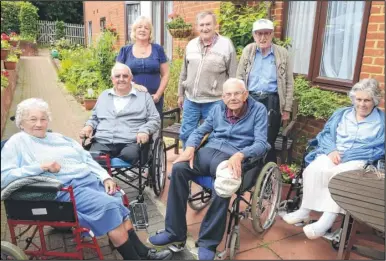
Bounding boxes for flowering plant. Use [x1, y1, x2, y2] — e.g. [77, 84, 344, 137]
[1, 70, 10, 78]
[1, 70, 9, 89]
[1, 33, 10, 41]
[106, 23, 117, 35]
[166, 12, 192, 30]
[279, 164, 299, 184]
[10, 32, 20, 41]
[1, 40, 11, 49]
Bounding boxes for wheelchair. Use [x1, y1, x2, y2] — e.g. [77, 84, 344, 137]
[164, 140, 282, 259]
[277, 138, 385, 251]
[1, 138, 130, 260]
[82, 130, 167, 230]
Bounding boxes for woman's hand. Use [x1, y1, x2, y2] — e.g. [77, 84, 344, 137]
[328, 151, 341, 165]
[152, 94, 160, 103]
[41, 161, 61, 173]
[133, 84, 148, 92]
[104, 178, 117, 195]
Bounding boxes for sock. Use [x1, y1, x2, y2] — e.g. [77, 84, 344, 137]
[312, 212, 338, 234]
[116, 238, 141, 260]
[128, 228, 149, 257]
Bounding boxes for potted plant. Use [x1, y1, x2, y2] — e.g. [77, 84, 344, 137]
[9, 32, 20, 47]
[1, 40, 11, 60]
[166, 12, 192, 38]
[1, 70, 9, 89]
[4, 53, 19, 70]
[279, 163, 299, 201]
[13, 48, 22, 59]
[83, 88, 99, 110]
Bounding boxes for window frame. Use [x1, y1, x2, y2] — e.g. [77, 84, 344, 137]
[282, 1, 371, 93]
[100, 17, 106, 32]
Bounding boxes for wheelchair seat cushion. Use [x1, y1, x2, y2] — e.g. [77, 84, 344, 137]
[111, 157, 132, 168]
[192, 176, 214, 191]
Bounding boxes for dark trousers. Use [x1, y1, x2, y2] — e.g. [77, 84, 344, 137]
[165, 147, 231, 252]
[90, 142, 149, 164]
[250, 92, 281, 163]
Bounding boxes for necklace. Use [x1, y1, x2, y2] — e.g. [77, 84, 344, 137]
[135, 43, 149, 57]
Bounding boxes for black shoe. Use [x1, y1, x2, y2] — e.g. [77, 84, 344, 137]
[143, 248, 173, 260]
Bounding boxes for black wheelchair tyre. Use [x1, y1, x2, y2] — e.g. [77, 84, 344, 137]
[187, 181, 213, 211]
[251, 162, 282, 233]
[151, 137, 167, 197]
[229, 231, 239, 259]
[1, 241, 28, 260]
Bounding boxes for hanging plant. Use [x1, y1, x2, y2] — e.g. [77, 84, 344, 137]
[166, 12, 192, 38]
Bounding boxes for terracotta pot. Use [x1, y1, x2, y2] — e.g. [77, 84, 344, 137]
[4, 61, 17, 70]
[83, 99, 97, 110]
[168, 28, 192, 38]
[1, 49, 10, 60]
[10, 40, 18, 47]
[281, 183, 292, 201]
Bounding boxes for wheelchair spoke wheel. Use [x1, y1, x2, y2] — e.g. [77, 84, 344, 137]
[188, 181, 213, 211]
[152, 137, 167, 197]
[251, 162, 281, 233]
[1, 241, 28, 260]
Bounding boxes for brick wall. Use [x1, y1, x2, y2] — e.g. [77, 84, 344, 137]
[1, 65, 19, 138]
[360, 1, 385, 109]
[271, 1, 284, 39]
[83, 1, 126, 47]
[171, 1, 220, 59]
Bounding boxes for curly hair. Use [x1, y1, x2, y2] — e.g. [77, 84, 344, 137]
[348, 78, 383, 106]
[15, 98, 52, 129]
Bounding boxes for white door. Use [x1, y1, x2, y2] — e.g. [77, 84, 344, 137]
[126, 3, 140, 44]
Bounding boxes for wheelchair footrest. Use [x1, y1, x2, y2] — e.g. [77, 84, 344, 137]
[168, 243, 185, 252]
[129, 202, 149, 230]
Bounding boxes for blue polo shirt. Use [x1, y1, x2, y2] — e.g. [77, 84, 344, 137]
[247, 46, 278, 93]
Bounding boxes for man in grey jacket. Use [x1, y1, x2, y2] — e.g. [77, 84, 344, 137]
[178, 11, 238, 147]
[79, 63, 161, 164]
[236, 18, 294, 163]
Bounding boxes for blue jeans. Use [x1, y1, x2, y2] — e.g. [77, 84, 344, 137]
[179, 99, 222, 147]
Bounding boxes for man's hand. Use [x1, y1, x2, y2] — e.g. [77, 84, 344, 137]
[79, 125, 93, 139]
[227, 152, 244, 179]
[103, 178, 117, 195]
[328, 150, 341, 165]
[178, 96, 184, 109]
[133, 85, 148, 92]
[136, 133, 149, 144]
[41, 161, 61, 173]
[152, 94, 161, 103]
[282, 111, 290, 121]
[173, 146, 195, 169]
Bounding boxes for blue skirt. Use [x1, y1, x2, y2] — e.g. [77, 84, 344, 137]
[56, 174, 130, 236]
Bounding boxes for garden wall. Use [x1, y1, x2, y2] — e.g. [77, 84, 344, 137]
[1, 64, 19, 138]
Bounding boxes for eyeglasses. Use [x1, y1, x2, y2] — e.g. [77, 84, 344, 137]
[113, 74, 130, 79]
[25, 118, 48, 124]
[254, 31, 272, 38]
[223, 91, 245, 99]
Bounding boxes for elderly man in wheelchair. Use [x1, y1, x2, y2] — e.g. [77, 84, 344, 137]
[1, 98, 172, 260]
[282, 78, 385, 242]
[148, 78, 278, 260]
[79, 63, 167, 220]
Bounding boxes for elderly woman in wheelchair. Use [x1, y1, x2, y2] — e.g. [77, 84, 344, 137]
[1, 98, 172, 260]
[148, 78, 276, 260]
[283, 78, 385, 240]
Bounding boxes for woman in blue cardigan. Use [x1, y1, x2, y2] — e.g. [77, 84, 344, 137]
[283, 78, 384, 239]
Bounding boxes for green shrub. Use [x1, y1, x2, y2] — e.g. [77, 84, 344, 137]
[1, 1, 22, 34]
[164, 59, 183, 110]
[19, 2, 39, 41]
[55, 21, 65, 40]
[294, 76, 351, 120]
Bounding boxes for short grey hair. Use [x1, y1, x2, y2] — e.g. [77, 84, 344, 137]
[111, 62, 132, 77]
[348, 78, 382, 106]
[130, 16, 154, 43]
[196, 11, 217, 25]
[15, 98, 52, 129]
[223, 78, 247, 92]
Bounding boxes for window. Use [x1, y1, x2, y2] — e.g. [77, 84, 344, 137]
[88, 21, 92, 46]
[100, 17, 106, 32]
[284, 1, 371, 92]
[152, 1, 173, 60]
[125, 3, 140, 44]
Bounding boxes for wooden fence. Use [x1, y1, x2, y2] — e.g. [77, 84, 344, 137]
[37, 20, 85, 45]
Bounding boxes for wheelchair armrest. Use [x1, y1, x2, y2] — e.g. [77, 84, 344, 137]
[242, 156, 264, 172]
[17, 182, 63, 193]
[162, 107, 181, 117]
[281, 120, 296, 137]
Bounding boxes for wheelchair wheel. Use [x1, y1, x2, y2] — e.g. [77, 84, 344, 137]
[251, 162, 282, 233]
[1, 241, 28, 260]
[188, 181, 213, 211]
[151, 137, 167, 196]
[229, 231, 239, 259]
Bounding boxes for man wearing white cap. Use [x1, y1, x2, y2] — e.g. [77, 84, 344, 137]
[236, 18, 294, 164]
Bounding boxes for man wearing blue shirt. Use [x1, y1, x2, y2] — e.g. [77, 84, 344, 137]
[237, 19, 294, 163]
